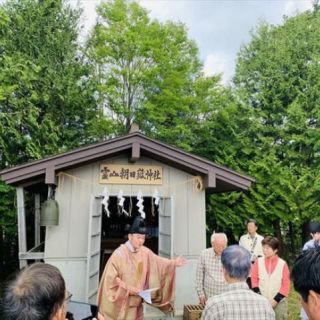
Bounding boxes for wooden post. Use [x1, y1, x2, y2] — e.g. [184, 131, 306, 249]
[34, 194, 41, 247]
[17, 187, 27, 268]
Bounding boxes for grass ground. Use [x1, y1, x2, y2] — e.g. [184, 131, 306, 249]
[288, 285, 301, 320]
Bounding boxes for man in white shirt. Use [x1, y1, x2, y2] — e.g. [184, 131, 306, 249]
[239, 219, 264, 288]
[239, 219, 264, 262]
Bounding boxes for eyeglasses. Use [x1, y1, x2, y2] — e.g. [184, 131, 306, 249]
[64, 291, 73, 304]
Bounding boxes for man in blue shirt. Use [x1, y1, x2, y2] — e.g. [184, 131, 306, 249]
[303, 222, 320, 251]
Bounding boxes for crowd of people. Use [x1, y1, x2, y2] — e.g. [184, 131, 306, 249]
[197, 219, 320, 320]
[1, 217, 320, 320]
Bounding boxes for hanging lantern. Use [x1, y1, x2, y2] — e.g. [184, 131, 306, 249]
[40, 199, 59, 226]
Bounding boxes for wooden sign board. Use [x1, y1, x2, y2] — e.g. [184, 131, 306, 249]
[100, 164, 163, 185]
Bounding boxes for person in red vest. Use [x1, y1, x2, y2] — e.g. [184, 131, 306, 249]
[251, 236, 290, 320]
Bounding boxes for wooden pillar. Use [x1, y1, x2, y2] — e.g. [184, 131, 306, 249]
[34, 194, 41, 247]
[17, 187, 27, 268]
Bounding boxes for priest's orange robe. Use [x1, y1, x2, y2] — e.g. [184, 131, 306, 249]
[97, 241, 177, 320]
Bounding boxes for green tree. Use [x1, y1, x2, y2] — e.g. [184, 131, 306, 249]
[0, 0, 99, 277]
[191, 86, 261, 243]
[87, 0, 216, 149]
[230, 8, 320, 255]
[0, 0, 99, 167]
[87, 0, 258, 244]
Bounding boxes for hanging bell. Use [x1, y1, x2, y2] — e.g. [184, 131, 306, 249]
[40, 199, 59, 226]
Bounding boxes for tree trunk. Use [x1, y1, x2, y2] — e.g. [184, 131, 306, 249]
[0, 225, 3, 271]
[288, 221, 296, 260]
[301, 220, 310, 247]
[272, 219, 284, 255]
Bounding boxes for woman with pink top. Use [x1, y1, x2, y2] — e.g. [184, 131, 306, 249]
[251, 236, 290, 320]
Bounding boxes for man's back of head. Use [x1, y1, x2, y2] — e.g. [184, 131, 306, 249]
[202, 245, 275, 320]
[292, 247, 320, 320]
[2, 262, 66, 320]
[221, 245, 251, 281]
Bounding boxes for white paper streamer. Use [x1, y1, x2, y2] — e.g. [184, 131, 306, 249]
[101, 187, 110, 217]
[153, 189, 160, 206]
[136, 191, 145, 219]
[118, 190, 125, 207]
[118, 190, 129, 216]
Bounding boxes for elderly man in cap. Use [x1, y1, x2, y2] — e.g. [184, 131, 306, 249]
[97, 215, 186, 320]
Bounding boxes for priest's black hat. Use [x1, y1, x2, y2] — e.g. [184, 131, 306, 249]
[129, 215, 147, 234]
[309, 221, 320, 234]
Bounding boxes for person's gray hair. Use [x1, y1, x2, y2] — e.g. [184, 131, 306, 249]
[2, 262, 65, 320]
[211, 232, 228, 243]
[221, 245, 251, 280]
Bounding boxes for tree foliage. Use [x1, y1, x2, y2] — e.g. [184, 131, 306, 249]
[2, 0, 320, 265]
[87, 0, 224, 149]
[0, 0, 99, 168]
[226, 8, 320, 253]
[0, 0, 99, 277]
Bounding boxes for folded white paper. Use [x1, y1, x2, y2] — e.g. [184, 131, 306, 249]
[138, 288, 159, 304]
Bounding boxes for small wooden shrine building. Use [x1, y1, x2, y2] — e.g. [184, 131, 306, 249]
[0, 126, 254, 313]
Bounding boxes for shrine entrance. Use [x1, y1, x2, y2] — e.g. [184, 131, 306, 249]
[99, 196, 160, 275]
[1, 126, 253, 308]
